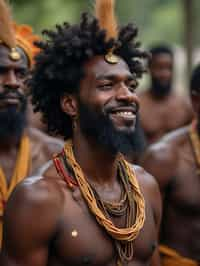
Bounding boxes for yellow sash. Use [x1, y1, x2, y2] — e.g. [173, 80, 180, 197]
[159, 245, 199, 266]
[0, 135, 30, 246]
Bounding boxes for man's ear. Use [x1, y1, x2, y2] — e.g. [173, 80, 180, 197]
[61, 93, 78, 117]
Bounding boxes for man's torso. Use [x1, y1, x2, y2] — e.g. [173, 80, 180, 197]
[139, 91, 192, 143]
[143, 127, 200, 261]
[42, 165, 158, 266]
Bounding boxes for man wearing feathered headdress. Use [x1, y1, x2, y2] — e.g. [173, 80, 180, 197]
[0, 0, 63, 247]
[1, 1, 161, 265]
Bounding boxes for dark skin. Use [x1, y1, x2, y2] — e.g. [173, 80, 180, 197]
[0, 44, 63, 224]
[141, 92, 200, 261]
[27, 103, 47, 132]
[139, 53, 193, 144]
[1, 56, 161, 266]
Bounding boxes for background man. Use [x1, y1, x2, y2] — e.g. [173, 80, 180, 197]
[1, 0, 162, 265]
[139, 44, 193, 144]
[141, 64, 200, 265]
[0, 0, 63, 245]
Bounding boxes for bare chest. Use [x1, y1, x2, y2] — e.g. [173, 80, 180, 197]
[140, 100, 188, 141]
[167, 154, 200, 213]
[162, 151, 200, 257]
[0, 152, 18, 186]
[49, 190, 157, 266]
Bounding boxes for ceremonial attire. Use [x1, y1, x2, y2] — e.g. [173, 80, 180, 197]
[0, 135, 31, 245]
[160, 245, 199, 266]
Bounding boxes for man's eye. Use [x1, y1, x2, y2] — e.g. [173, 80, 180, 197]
[16, 70, 28, 78]
[129, 84, 137, 92]
[98, 83, 113, 90]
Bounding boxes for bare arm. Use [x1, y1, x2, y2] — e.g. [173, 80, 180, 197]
[135, 166, 162, 266]
[140, 141, 177, 194]
[0, 177, 61, 266]
[150, 248, 161, 266]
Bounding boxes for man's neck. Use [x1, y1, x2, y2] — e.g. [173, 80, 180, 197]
[72, 132, 118, 186]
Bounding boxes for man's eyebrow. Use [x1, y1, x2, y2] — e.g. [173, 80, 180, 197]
[17, 66, 29, 71]
[96, 74, 115, 80]
[96, 74, 135, 80]
[0, 62, 8, 68]
[0, 63, 28, 70]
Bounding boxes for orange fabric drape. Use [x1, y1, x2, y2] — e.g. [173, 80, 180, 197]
[159, 245, 198, 266]
[0, 135, 31, 246]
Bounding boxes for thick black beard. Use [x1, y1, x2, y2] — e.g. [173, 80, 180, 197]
[128, 115, 147, 156]
[0, 89, 27, 140]
[78, 100, 136, 155]
[151, 77, 172, 98]
[0, 103, 27, 141]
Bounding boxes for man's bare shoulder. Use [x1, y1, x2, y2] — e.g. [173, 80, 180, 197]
[27, 127, 63, 155]
[143, 126, 189, 165]
[133, 164, 160, 195]
[7, 174, 65, 216]
[1, 174, 68, 260]
[172, 92, 191, 105]
[141, 126, 189, 188]
[27, 127, 64, 173]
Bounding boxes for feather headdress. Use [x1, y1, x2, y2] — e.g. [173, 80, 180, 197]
[13, 23, 40, 66]
[95, 0, 119, 64]
[95, 0, 118, 41]
[0, 0, 16, 48]
[0, 0, 40, 66]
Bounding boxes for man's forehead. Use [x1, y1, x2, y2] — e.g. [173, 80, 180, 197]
[84, 55, 131, 79]
[152, 53, 173, 62]
[0, 44, 29, 69]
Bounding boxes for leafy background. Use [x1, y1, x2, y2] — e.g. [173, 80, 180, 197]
[10, 0, 199, 90]
[11, 0, 186, 46]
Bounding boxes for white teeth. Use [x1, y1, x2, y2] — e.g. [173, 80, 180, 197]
[115, 111, 133, 116]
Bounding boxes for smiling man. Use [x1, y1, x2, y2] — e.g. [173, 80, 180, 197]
[1, 1, 161, 265]
[0, 0, 63, 245]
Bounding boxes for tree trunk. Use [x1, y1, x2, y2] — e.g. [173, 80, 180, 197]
[183, 0, 194, 86]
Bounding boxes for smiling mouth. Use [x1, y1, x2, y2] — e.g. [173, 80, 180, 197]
[109, 109, 137, 122]
[112, 111, 135, 119]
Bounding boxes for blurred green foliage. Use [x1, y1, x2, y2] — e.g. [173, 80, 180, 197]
[10, 0, 197, 47]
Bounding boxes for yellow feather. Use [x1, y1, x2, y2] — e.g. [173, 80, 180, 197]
[95, 0, 118, 40]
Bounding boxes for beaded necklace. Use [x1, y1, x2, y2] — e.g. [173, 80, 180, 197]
[53, 139, 145, 265]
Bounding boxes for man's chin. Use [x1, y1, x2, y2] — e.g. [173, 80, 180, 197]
[0, 104, 22, 113]
[114, 126, 135, 136]
[113, 120, 136, 135]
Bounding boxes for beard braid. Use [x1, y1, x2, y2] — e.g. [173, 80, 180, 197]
[78, 100, 136, 155]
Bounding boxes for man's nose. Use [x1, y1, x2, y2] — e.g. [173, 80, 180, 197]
[116, 83, 139, 104]
[3, 70, 20, 90]
[160, 69, 172, 82]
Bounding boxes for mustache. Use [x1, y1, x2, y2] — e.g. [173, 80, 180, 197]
[0, 90, 25, 101]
